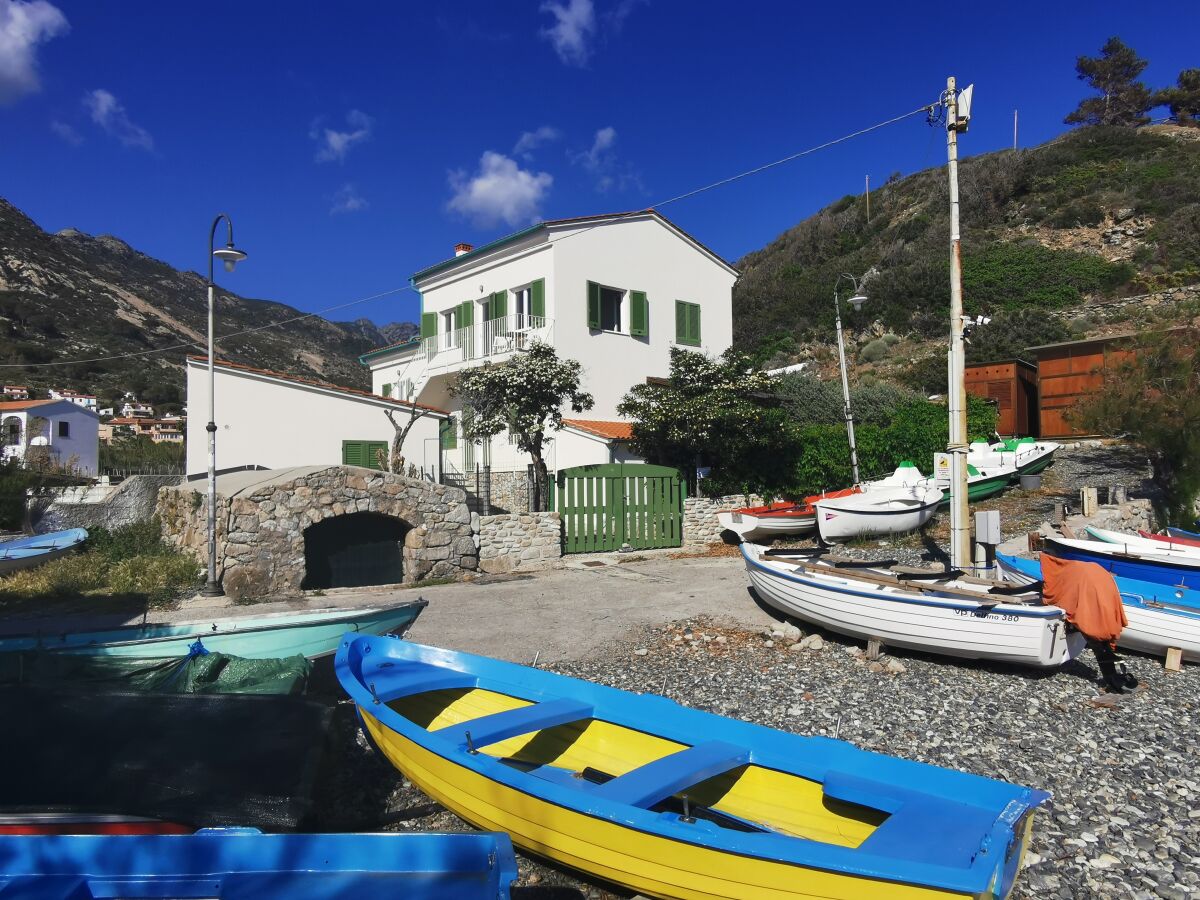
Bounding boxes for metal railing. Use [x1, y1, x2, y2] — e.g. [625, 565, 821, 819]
[422, 314, 552, 366]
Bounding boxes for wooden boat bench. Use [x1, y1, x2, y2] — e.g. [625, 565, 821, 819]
[440, 698, 594, 750]
[590, 741, 751, 808]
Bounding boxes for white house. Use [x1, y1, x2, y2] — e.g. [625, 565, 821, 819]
[48, 389, 98, 411]
[359, 210, 738, 481]
[184, 357, 449, 478]
[0, 399, 100, 476]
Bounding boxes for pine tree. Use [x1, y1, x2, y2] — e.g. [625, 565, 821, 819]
[1064, 37, 1154, 127]
[1156, 68, 1200, 127]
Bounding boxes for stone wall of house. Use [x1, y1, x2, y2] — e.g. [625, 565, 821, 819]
[35, 475, 181, 532]
[477, 512, 561, 574]
[157, 466, 476, 600]
[683, 493, 765, 545]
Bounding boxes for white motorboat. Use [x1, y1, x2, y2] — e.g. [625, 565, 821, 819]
[715, 489, 861, 542]
[814, 482, 943, 543]
[990, 438, 1059, 476]
[1085, 526, 1200, 559]
[740, 543, 1083, 667]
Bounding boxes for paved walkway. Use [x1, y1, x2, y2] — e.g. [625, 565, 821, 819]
[1, 555, 778, 664]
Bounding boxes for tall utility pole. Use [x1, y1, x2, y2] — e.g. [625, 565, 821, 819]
[1013, 109, 1018, 150]
[945, 77, 971, 571]
[865, 174, 871, 222]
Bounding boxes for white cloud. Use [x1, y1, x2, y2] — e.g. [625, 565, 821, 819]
[513, 125, 561, 159]
[575, 125, 616, 171]
[83, 89, 153, 150]
[448, 151, 552, 228]
[49, 118, 80, 145]
[571, 125, 640, 192]
[330, 183, 368, 215]
[311, 109, 373, 163]
[539, 0, 594, 67]
[0, 0, 68, 105]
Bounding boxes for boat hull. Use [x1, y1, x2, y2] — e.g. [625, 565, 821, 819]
[717, 510, 816, 541]
[0, 528, 88, 575]
[0, 600, 426, 659]
[0, 829, 518, 899]
[997, 554, 1200, 663]
[743, 546, 1082, 668]
[816, 488, 942, 543]
[1042, 537, 1200, 590]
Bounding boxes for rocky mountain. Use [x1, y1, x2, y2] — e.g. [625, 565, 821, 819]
[734, 124, 1200, 385]
[0, 198, 416, 409]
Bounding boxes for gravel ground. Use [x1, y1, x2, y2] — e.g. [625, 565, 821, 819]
[308, 614, 1199, 900]
[305, 444, 1197, 899]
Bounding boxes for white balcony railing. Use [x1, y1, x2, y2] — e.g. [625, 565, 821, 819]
[421, 314, 553, 368]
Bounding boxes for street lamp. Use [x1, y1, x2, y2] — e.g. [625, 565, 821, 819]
[202, 214, 247, 597]
[833, 273, 867, 485]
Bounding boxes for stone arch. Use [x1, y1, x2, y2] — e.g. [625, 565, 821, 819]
[301, 511, 409, 590]
[1, 416, 20, 447]
[158, 465, 478, 601]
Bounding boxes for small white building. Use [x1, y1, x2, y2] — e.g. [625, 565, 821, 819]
[48, 389, 99, 411]
[2, 385, 31, 401]
[184, 357, 449, 478]
[0, 399, 100, 476]
[359, 210, 738, 479]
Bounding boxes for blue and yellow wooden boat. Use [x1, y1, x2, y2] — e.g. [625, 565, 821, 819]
[0, 599, 425, 660]
[0, 828, 518, 899]
[337, 634, 1049, 900]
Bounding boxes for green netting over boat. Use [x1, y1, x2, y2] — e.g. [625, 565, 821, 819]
[0, 648, 311, 695]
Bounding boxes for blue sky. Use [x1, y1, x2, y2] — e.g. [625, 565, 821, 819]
[1, 1, 1195, 328]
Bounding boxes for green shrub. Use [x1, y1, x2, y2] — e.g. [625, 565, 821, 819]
[776, 375, 922, 428]
[87, 519, 170, 563]
[109, 553, 200, 602]
[962, 242, 1133, 311]
[859, 339, 891, 363]
[881, 333, 901, 347]
[0, 553, 108, 600]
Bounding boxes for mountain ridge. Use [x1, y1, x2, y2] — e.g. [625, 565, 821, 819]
[0, 198, 416, 409]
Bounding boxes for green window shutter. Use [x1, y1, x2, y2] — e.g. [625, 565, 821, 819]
[488, 291, 507, 321]
[458, 300, 474, 327]
[366, 441, 388, 470]
[676, 301, 701, 346]
[530, 279, 545, 318]
[342, 440, 364, 467]
[440, 417, 457, 450]
[420, 311, 437, 339]
[587, 281, 601, 330]
[630, 290, 648, 337]
[381, 383, 392, 398]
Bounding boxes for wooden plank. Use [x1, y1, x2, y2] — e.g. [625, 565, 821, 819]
[1166, 647, 1183, 672]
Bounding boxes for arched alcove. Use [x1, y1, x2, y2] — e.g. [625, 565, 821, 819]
[301, 511, 409, 590]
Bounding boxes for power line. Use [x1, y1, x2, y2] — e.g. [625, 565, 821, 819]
[2, 100, 938, 371]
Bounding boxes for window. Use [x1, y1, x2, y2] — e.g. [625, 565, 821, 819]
[600, 287, 623, 332]
[440, 416, 457, 451]
[381, 383, 392, 398]
[512, 287, 530, 329]
[442, 308, 460, 348]
[588, 281, 646, 336]
[57, 421, 70, 438]
[675, 300, 702, 346]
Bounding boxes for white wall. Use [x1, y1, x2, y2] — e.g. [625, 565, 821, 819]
[1, 401, 99, 476]
[551, 216, 737, 417]
[185, 362, 445, 477]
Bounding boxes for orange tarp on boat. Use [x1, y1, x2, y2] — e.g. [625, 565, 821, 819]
[1040, 554, 1128, 645]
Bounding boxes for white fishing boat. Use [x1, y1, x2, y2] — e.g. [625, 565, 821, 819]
[998, 553, 1200, 664]
[1085, 526, 1200, 559]
[741, 543, 1083, 667]
[716, 489, 860, 541]
[814, 482, 943, 543]
[991, 438, 1059, 476]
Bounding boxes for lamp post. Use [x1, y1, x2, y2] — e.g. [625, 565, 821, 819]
[833, 273, 868, 485]
[202, 214, 248, 597]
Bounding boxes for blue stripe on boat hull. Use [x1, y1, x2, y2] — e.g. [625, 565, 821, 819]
[1043, 540, 1200, 590]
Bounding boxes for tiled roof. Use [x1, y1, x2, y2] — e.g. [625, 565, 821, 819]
[359, 335, 421, 363]
[0, 399, 61, 411]
[185, 356, 450, 415]
[562, 418, 635, 441]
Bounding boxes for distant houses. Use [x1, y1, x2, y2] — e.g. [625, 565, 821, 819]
[48, 388, 99, 412]
[99, 416, 184, 445]
[0, 398, 100, 476]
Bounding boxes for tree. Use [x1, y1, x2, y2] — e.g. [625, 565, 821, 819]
[1156, 68, 1200, 127]
[451, 341, 593, 511]
[618, 347, 789, 497]
[381, 392, 438, 475]
[1072, 330, 1200, 525]
[1064, 37, 1154, 127]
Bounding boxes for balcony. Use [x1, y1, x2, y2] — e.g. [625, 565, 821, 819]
[417, 314, 554, 374]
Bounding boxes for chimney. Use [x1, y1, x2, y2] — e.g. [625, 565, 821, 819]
[454, 242, 473, 257]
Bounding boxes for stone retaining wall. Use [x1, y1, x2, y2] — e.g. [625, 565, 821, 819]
[1050, 284, 1199, 327]
[683, 493, 764, 545]
[35, 475, 181, 532]
[157, 466, 476, 600]
[478, 511, 561, 574]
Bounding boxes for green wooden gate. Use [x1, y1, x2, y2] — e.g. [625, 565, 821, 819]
[554, 463, 683, 553]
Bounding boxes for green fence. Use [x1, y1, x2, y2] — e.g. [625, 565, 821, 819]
[554, 463, 683, 553]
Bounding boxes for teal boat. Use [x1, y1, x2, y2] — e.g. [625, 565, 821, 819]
[0, 529, 88, 576]
[0, 599, 426, 659]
